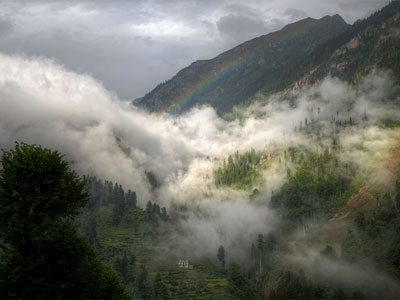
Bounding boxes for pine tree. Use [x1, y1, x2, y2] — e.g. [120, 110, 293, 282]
[217, 245, 226, 270]
[161, 207, 168, 221]
[138, 264, 149, 299]
[396, 180, 400, 210]
[146, 201, 154, 221]
[159, 284, 169, 299]
[126, 254, 136, 284]
[126, 190, 137, 208]
[114, 253, 129, 283]
[85, 216, 97, 246]
[153, 273, 162, 299]
[257, 234, 264, 273]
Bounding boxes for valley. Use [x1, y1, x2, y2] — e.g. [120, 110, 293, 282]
[1, 1, 400, 299]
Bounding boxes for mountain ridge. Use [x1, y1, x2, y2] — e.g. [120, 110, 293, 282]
[135, 14, 350, 114]
[136, 2, 400, 116]
[272, 1, 400, 99]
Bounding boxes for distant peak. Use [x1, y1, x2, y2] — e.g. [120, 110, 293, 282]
[280, 14, 348, 34]
[321, 14, 348, 25]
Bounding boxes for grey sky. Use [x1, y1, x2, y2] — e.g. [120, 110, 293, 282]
[0, 0, 390, 100]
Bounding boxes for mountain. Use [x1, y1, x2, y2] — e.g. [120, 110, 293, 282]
[278, 1, 400, 97]
[135, 15, 350, 114]
[136, 1, 400, 115]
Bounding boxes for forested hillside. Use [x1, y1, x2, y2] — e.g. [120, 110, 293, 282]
[75, 107, 400, 299]
[77, 176, 256, 300]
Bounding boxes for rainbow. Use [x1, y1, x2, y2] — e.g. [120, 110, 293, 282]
[166, 16, 342, 115]
[167, 42, 267, 115]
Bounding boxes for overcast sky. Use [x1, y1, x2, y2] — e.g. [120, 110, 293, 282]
[0, 0, 390, 100]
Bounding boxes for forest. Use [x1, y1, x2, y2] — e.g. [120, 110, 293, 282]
[3, 111, 400, 299]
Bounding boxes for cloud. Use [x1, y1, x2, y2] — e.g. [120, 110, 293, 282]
[290, 249, 400, 298]
[0, 52, 290, 205]
[0, 1, 221, 100]
[173, 198, 278, 262]
[216, 5, 285, 44]
[0, 52, 399, 268]
[0, 19, 13, 36]
[0, 0, 390, 101]
[284, 8, 308, 19]
[0, 52, 286, 260]
[1, 52, 396, 198]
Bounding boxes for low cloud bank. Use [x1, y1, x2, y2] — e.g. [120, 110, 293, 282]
[0, 54, 399, 279]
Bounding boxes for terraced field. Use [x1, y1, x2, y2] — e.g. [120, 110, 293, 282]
[78, 203, 240, 300]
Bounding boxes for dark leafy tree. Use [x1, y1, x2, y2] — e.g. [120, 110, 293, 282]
[0, 143, 130, 299]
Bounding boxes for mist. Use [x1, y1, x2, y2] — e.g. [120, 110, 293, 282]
[290, 249, 400, 298]
[1, 53, 400, 286]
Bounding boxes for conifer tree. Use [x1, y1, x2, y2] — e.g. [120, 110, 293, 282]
[217, 245, 226, 270]
[257, 234, 264, 273]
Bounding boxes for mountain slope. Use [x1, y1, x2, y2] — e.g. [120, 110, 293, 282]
[135, 15, 349, 114]
[137, 2, 400, 116]
[279, 0, 400, 97]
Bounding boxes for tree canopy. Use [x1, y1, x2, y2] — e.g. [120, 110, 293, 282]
[0, 143, 130, 299]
